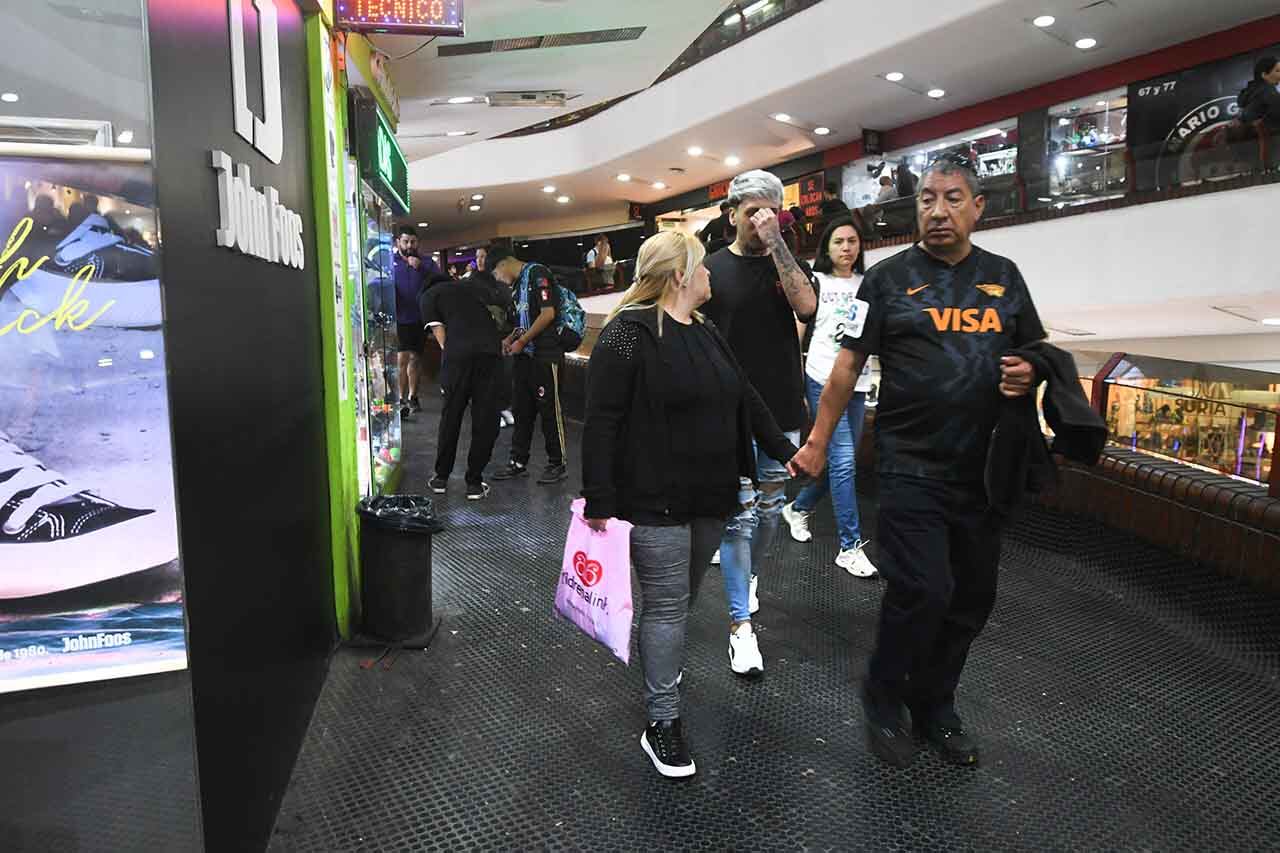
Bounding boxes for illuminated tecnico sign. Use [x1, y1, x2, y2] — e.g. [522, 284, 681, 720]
[335, 0, 464, 36]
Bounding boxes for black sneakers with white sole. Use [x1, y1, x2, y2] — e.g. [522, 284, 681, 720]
[640, 719, 696, 779]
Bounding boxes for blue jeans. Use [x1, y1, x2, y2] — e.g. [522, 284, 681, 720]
[794, 375, 866, 551]
[720, 431, 800, 622]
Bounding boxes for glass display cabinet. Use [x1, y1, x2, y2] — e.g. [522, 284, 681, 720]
[356, 178, 402, 494]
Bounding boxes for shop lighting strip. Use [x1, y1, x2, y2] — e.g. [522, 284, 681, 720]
[0, 142, 152, 162]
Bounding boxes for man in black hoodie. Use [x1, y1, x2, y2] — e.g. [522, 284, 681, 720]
[1239, 56, 1280, 131]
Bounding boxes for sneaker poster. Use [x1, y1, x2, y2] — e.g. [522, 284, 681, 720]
[0, 157, 187, 694]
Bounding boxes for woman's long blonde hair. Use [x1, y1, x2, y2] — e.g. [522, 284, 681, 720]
[605, 230, 706, 336]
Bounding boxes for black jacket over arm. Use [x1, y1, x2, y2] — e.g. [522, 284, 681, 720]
[985, 341, 1107, 518]
[582, 305, 798, 522]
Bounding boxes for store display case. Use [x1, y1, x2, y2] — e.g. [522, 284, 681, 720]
[1090, 353, 1277, 487]
[356, 179, 403, 493]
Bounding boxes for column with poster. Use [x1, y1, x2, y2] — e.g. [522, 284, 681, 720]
[0, 156, 188, 694]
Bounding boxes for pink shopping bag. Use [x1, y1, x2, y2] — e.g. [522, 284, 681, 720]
[554, 498, 633, 664]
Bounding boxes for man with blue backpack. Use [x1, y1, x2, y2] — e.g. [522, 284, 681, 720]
[486, 247, 585, 486]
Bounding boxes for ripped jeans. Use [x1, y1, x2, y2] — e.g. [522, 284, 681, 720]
[720, 433, 800, 622]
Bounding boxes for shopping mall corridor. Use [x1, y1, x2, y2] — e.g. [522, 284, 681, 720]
[268, 396, 1280, 852]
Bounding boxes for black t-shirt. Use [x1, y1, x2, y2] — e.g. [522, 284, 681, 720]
[421, 280, 502, 360]
[702, 248, 808, 431]
[659, 318, 742, 523]
[515, 263, 563, 360]
[842, 244, 1046, 483]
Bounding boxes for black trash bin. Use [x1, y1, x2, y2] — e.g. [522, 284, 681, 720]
[356, 495, 444, 648]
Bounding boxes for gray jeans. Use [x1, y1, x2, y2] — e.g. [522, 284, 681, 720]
[631, 518, 725, 721]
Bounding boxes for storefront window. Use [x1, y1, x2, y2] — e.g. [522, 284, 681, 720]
[1046, 89, 1129, 208]
[358, 182, 403, 493]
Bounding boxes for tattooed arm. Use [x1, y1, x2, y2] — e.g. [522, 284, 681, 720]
[751, 209, 817, 321]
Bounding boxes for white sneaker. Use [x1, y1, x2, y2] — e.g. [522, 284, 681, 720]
[748, 573, 760, 615]
[782, 502, 812, 543]
[710, 549, 721, 566]
[728, 623, 764, 676]
[836, 540, 878, 578]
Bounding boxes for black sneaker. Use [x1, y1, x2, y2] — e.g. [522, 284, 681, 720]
[913, 710, 981, 767]
[400, 405, 412, 420]
[466, 482, 491, 501]
[860, 680, 916, 768]
[428, 476, 448, 494]
[492, 461, 528, 481]
[537, 463, 568, 485]
[640, 719, 696, 779]
[410, 397, 423, 414]
[1, 432, 178, 598]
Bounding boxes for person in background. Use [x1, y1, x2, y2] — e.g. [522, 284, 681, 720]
[582, 231, 798, 779]
[896, 159, 918, 198]
[782, 214, 877, 578]
[702, 169, 817, 678]
[421, 269, 506, 501]
[393, 225, 438, 418]
[1239, 55, 1280, 131]
[789, 154, 1043, 769]
[701, 202, 733, 253]
[820, 182, 849, 219]
[476, 242, 515, 429]
[585, 234, 615, 288]
[876, 175, 897, 203]
[487, 247, 569, 486]
[475, 245, 489, 274]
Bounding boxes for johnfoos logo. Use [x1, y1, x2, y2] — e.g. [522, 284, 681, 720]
[212, 0, 305, 269]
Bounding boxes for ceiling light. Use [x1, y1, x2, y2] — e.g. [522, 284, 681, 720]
[885, 72, 905, 82]
[556, 195, 571, 204]
[772, 113, 792, 123]
[687, 146, 704, 157]
[116, 129, 134, 144]
[1037, 197, 1053, 203]
[724, 155, 741, 167]
[468, 204, 482, 211]
[448, 96, 476, 104]
[417, 221, 430, 227]
[0, 92, 17, 103]
[446, 130, 471, 137]
[1075, 37, 1097, 50]
[542, 185, 556, 193]
[1059, 117, 1071, 126]
[1262, 318, 1280, 326]
[927, 88, 946, 99]
[1033, 15, 1055, 27]
[471, 193, 485, 200]
[1096, 100, 1108, 107]
[652, 181, 667, 189]
[616, 173, 631, 182]
[813, 126, 831, 136]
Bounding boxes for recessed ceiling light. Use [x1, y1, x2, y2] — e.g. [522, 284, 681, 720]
[1262, 318, 1280, 326]
[0, 92, 18, 103]
[1096, 100, 1108, 107]
[687, 146, 704, 157]
[652, 181, 667, 189]
[927, 88, 946, 99]
[417, 221, 430, 227]
[556, 195, 571, 204]
[813, 126, 831, 136]
[468, 204, 482, 211]
[885, 72, 905, 82]
[772, 113, 792, 123]
[1033, 15, 1055, 27]
[1037, 197, 1053, 203]
[471, 193, 485, 200]
[616, 173, 631, 182]
[448, 96, 476, 104]
[1059, 117, 1071, 126]
[446, 130, 471, 137]
[1075, 37, 1097, 50]
[724, 155, 741, 167]
[116, 129, 134, 144]
[542, 185, 557, 193]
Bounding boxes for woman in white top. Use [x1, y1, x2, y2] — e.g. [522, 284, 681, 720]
[783, 215, 879, 577]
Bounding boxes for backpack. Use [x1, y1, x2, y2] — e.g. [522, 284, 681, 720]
[521, 264, 585, 352]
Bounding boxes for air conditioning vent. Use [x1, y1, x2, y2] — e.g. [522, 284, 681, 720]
[437, 27, 647, 57]
[0, 116, 113, 146]
[486, 91, 572, 108]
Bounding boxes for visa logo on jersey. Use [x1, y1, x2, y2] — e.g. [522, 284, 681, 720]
[924, 307, 1004, 333]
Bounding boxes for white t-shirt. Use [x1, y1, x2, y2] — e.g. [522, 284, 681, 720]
[806, 271, 875, 392]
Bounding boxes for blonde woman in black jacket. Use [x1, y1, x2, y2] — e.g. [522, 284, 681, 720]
[581, 230, 797, 779]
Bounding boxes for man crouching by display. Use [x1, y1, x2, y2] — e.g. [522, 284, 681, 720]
[789, 153, 1044, 768]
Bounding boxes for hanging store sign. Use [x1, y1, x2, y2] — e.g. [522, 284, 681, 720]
[335, 0, 465, 36]
[351, 95, 410, 215]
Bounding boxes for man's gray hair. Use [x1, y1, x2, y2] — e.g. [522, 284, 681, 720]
[728, 169, 784, 208]
[921, 158, 982, 197]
